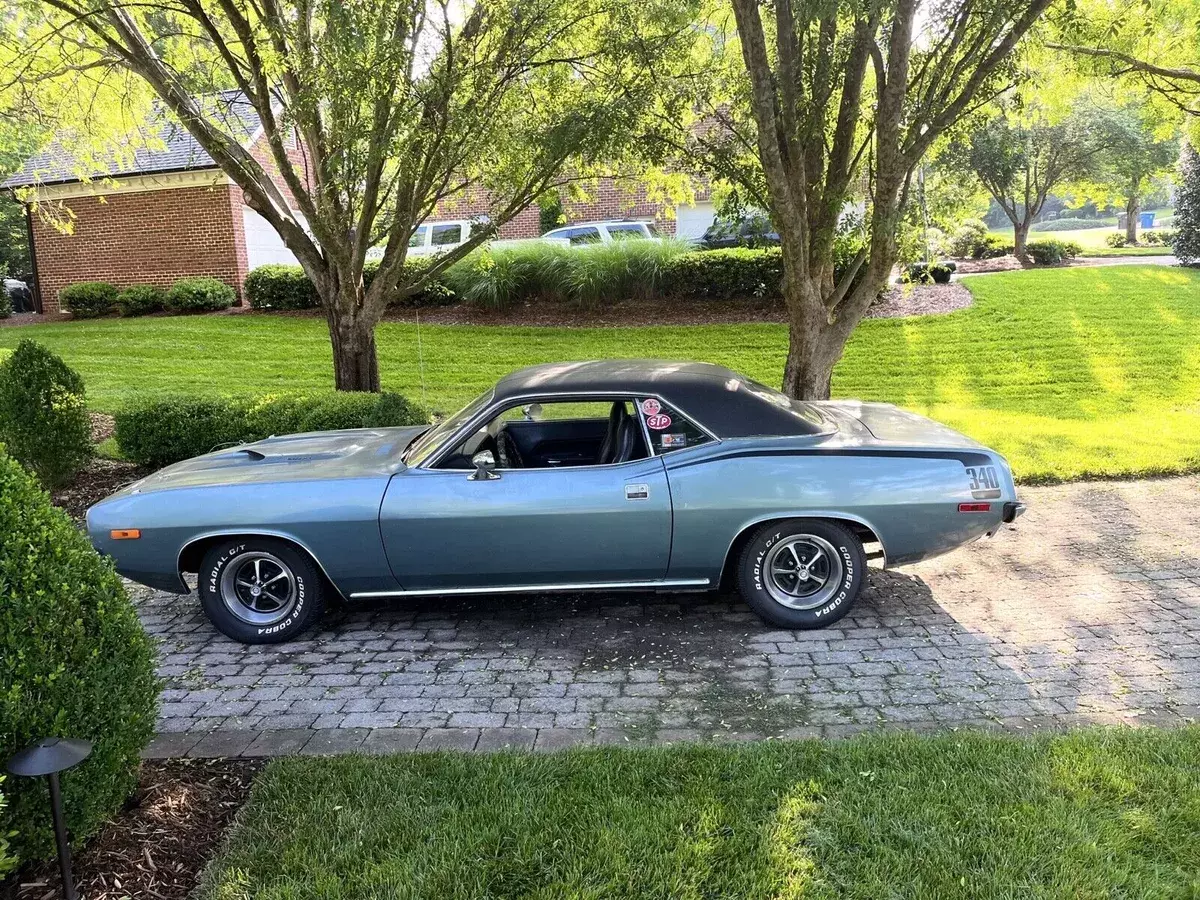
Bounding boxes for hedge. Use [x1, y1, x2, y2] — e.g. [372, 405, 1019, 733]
[0, 340, 93, 488]
[60, 281, 119, 318]
[165, 277, 236, 312]
[0, 449, 158, 865]
[1025, 239, 1081, 265]
[245, 258, 457, 311]
[115, 284, 166, 317]
[245, 245, 792, 311]
[115, 391, 429, 468]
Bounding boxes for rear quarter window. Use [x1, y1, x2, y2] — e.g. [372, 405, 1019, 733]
[637, 398, 712, 453]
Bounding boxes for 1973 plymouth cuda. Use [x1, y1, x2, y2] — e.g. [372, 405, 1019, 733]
[88, 361, 1024, 643]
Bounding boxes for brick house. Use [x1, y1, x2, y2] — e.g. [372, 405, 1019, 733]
[5, 95, 716, 315]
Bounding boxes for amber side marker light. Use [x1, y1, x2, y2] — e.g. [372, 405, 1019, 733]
[110, 529, 141, 540]
[958, 503, 991, 513]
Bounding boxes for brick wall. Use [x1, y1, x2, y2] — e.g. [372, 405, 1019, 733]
[32, 183, 243, 314]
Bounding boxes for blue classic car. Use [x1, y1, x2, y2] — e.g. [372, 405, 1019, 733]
[88, 361, 1024, 643]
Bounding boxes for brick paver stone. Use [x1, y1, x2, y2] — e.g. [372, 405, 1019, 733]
[134, 476, 1200, 756]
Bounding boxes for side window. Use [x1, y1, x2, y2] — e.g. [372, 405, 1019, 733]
[568, 227, 601, 245]
[432, 223, 463, 246]
[607, 224, 647, 241]
[636, 398, 713, 454]
[407, 225, 429, 248]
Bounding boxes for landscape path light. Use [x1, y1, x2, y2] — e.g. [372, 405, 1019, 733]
[6, 737, 93, 900]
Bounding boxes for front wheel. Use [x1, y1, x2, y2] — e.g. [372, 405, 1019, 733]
[736, 519, 866, 629]
[198, 538, 325, 643]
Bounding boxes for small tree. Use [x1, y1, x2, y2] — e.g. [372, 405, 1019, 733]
[718, 0, 1051, 398]
[1087, 98, 1179, 243]
[13, 0, 699, 391]
[945, 105, 1108, 259]
[1174, 144, 1200, 265]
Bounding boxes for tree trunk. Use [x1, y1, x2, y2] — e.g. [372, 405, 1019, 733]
[1126, 195, 1139, 244]
[779, 274, 847, 400]
[1013, 221, 1030, 259]
[325, 278, 382, 393]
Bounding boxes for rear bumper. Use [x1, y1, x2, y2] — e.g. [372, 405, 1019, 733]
[1002, 501, 1026, 524]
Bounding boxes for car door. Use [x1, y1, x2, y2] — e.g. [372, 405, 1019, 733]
[379, 448, 672, 590]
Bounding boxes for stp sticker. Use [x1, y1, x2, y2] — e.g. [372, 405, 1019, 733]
[660, 433, 687, 447]
[640, 398, 661, 416]
[646, 413, 672, 430]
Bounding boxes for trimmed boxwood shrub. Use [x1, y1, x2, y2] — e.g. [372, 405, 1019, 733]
[0, 780, 12, 876]
[165, 277, 236, 312]
[0, 449, 158, 865]
[60, 281, 118, 318]
[115, 284, 166, 317]
[1105, 233, 1128, 248]
[116, 391, 429, 468]
[900, 261, 957, 284]
[972, 234, 1014, 259]
[1026, 239, 1081, 265]
[0, 340, 93, 488]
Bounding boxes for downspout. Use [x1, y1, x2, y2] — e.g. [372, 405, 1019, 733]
[21, 197, 43, 314]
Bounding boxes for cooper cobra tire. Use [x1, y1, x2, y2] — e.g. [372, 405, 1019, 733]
[737, 519, 866, 629]
[198, 537, 325, 644]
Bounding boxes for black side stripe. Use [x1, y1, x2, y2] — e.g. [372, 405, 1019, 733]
[667, 447, 994, 471]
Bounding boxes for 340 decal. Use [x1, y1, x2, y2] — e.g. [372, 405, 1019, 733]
[965, 465, 1000, 492]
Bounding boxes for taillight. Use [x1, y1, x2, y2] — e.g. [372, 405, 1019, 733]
[958, 503, 991, 513]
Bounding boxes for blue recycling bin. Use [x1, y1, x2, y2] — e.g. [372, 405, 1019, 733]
[1140, 211, 1155, 229]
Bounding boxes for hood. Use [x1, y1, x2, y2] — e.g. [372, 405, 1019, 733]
[108, 425, 429, 497]
[816, 401, 985, 449]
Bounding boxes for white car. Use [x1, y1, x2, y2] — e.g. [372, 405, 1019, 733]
[542, 220, 663, 246]
[406, 219, 474, 256]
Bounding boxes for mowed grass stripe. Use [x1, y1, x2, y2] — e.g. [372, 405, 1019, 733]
[196, 728, 1200, 900]
[1, 265, 1197, 483]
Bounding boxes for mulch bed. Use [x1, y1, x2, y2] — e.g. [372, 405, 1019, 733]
[261, 285, 971, 329]
[51, 458, 149, 524]
[868, 282, 973, 318]
[1, 758, 260, 900]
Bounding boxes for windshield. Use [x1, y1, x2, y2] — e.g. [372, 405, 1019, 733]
[403, 389, 494, 466]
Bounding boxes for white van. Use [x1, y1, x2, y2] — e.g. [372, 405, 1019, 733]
[541, 220, 663, 246]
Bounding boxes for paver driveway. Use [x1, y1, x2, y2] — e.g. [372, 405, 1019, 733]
[140, 476, 1200, 757]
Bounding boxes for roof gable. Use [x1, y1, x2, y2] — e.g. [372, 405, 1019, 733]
[3, 90, 262, 189]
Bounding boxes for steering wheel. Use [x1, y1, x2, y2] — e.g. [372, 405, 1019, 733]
[496, 429, 524, 469]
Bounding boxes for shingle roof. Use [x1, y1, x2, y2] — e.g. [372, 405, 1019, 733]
[3, 91, 263, 188]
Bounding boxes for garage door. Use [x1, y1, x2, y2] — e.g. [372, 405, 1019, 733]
[673, 201, 717, 243]
[242, 207, 302, 269]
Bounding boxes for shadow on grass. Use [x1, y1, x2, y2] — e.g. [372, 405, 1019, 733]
[195, 727, 1200, 899]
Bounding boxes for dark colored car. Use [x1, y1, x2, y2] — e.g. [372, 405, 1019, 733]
[701, 216, 780, 250]
[2, 278, 33, 313]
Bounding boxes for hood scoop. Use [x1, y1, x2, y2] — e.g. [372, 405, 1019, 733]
[233, 445, 347, 464]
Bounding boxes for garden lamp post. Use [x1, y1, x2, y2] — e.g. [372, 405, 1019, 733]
[6, 737, 93, 900]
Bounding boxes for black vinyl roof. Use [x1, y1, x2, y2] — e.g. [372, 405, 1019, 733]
[493, 360, 830, 438]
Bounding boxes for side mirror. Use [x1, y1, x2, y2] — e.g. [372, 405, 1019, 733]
[522, 403, 543, 421]
[469, 450, 499, 481]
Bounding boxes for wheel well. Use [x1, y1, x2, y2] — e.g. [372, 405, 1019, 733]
[178, 533, 342, 601]
[717, 516, 884, 591]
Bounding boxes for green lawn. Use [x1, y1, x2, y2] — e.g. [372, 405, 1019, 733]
[198, 728, 1200, 900]
[987, 220, 1175, 257]
[1, 265, 1198, 483]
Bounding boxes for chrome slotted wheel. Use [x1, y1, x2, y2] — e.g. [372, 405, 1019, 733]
[762, 534, 843, 610]
[219, 551, 298, 626]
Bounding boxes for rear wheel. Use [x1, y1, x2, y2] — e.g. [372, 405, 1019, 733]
[737, 519, 865, 629]
[198, 538, 325, 643]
